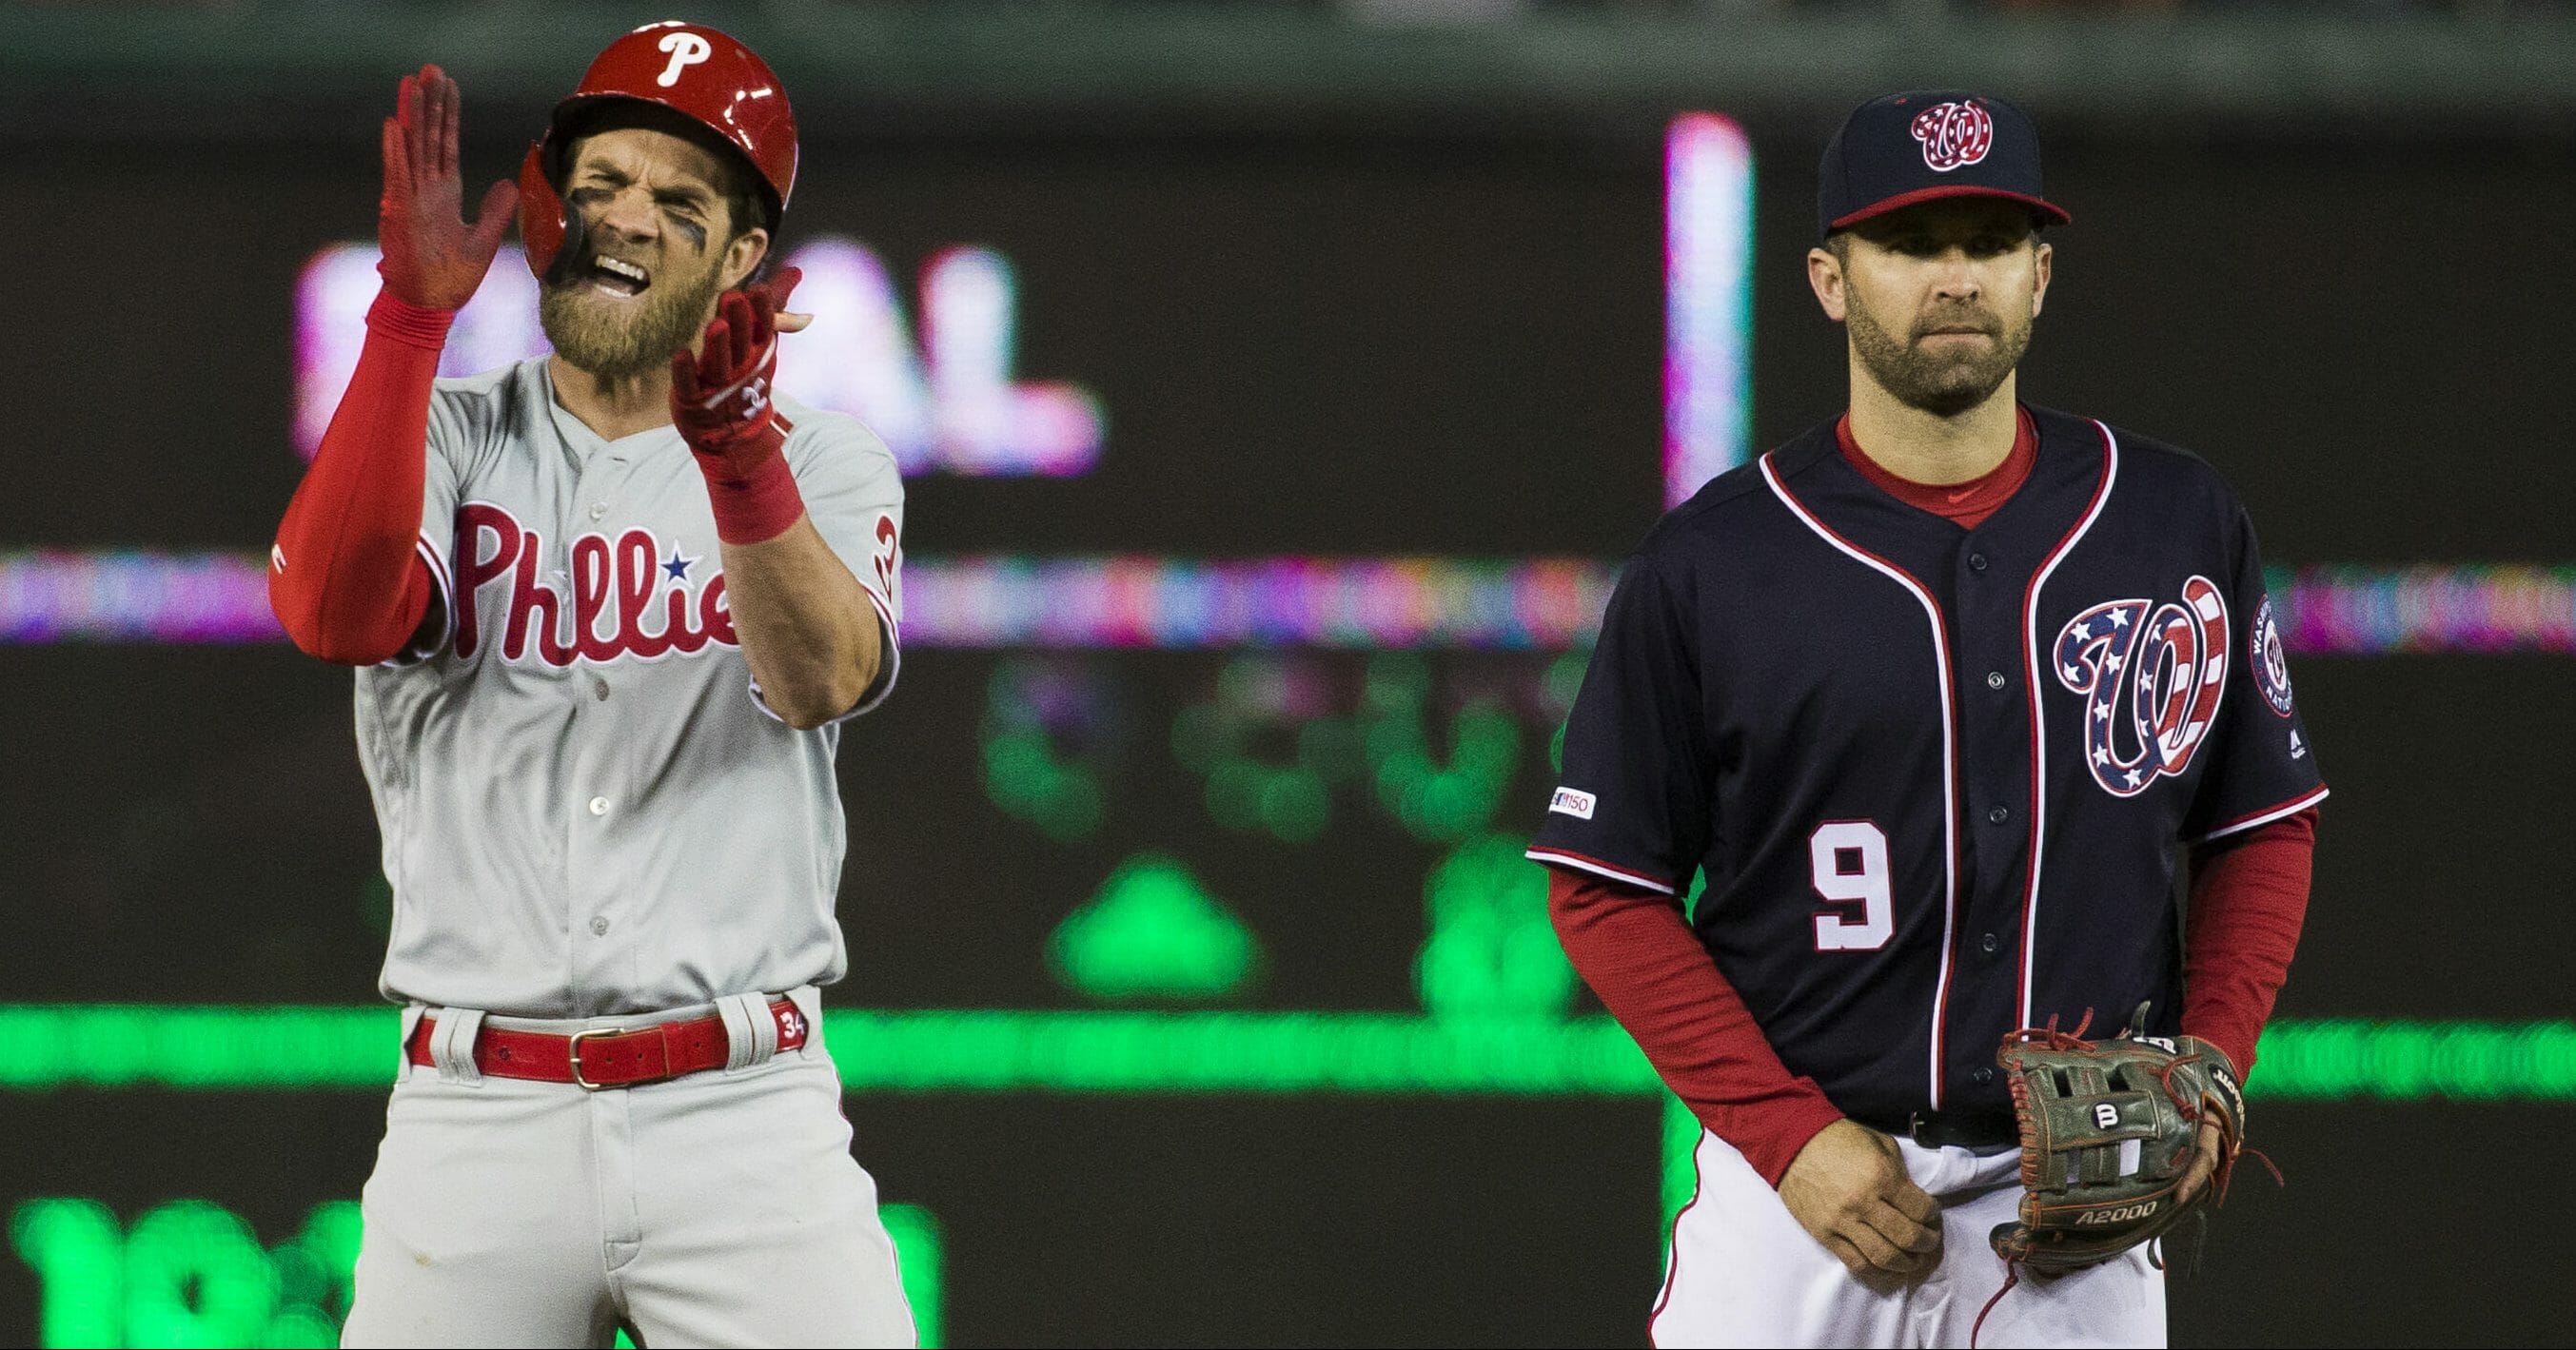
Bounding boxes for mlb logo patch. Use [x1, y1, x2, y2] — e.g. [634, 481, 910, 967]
[1549, 787, 1596, 820]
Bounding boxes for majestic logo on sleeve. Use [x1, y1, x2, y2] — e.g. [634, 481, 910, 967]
[2251, 596, 2296, 716]
[1911, 102, 1996, 172]
[2054, 577, 2231, 797]
[450, 502, 737, 665]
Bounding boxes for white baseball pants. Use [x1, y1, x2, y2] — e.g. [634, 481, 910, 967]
[1650, 1128, 2165, 1349]
[341, 988, 914, 1348]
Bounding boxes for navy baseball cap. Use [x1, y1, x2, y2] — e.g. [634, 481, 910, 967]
[1817, 91, 2071, 240]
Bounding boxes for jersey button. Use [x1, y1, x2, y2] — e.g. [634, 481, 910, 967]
[1986, 671, 2007, 690]
[1971, 1066, 1996, 1086]
[591, 916, 611, 936]
[588, 796, 610, 816]
[1987, 806, 2009, 825]
[1968, 553, 1989, 572]
[592, 677, 611, 701]
[1979, 931, 1999, 954]
[588, 503, 608, 520]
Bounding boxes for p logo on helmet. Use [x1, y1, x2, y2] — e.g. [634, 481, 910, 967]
[656, 31, 712, 88]
[516, 21, 801, 280]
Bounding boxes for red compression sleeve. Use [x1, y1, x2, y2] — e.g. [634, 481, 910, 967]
[1547, 867, 1846, 1186]
[268, 290, 450, 665]
[2179, 809, 2319, 1079]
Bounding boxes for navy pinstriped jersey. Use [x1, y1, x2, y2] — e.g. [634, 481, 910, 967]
[1528, 406, 2327, 1125]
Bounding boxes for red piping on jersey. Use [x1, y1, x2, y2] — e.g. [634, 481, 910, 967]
[2015, 419, 2121, 1027]
[1524, 847, 1679, 896]
[1759, 453, 1963, 1112]
[2198, 784, 2330, 844]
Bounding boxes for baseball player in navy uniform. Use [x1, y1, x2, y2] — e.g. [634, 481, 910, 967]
[267, 24, 914, 1346]
[1530, 92, 2326, 1347]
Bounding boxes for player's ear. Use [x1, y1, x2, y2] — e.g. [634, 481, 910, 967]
[720, 226, 770, 293]
[2030, 238, 2053, 320]
[1808, 245, 1849, 323]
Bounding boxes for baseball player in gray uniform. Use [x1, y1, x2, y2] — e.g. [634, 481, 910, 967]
[266, 24, 914, 1347]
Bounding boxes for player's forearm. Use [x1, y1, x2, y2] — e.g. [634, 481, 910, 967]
[2179, 809, 2319, 1078]
[1547, 867, 1846, 1186]
[719, 517, 882, 729]
[267, 289, 446, 665]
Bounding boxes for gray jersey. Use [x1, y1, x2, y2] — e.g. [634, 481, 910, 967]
[354, 357, 905, 1018]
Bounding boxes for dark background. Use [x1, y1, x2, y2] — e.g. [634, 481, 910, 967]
[3, 100, 2572, 1349]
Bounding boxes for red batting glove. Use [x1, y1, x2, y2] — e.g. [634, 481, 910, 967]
[674, 266, 807, 544]
[377, 64, 518, 313]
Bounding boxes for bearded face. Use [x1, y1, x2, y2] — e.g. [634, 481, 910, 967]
[1828, 201, 2046, 419]
[1842, 278, 2034, 418]
[540, 244, 730, 383]
[535, 126, 761, 383]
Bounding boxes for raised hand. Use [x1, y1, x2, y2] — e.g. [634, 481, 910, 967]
[674, 266, 809, 545]
[377, 64, 518, 311]
[672, 265, 805, 462]
[746, 264, 813, 336]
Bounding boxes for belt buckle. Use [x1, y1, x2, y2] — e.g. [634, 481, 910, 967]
[567, 1027, 617, 1091]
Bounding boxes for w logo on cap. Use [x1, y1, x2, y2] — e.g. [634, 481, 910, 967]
[1910, 101, 1996, 172]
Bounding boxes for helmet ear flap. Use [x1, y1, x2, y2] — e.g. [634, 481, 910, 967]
[517, 142, 583, 284]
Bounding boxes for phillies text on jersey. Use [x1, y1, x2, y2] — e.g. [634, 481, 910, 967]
[356, 358, 905, 1019]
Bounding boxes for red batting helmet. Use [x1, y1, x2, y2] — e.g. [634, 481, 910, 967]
[517, 20, 799, 279]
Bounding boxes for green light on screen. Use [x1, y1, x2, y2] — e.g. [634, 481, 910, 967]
[0, 1007, 2566, 1102]
[1362, 655, 1521, 844]
[10, 1200, 357, 1349]
[1416, 833, 1579, 1021]
[881, 1203, 943, 1349]
[980, 659, 1114, 843]
[1050, 854, 1262, 1001]
[9, 1199, 944, 1349]
[1661, 1094, 1701, 1239]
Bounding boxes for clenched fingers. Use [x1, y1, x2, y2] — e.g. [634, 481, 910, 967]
[1886, 1177, 1941, 1228]
[1838, 1218, 1927, 1277]
[1862, 1198, 1940, 1257]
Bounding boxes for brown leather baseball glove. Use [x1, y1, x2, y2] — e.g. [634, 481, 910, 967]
[1988, 1004, 2249, 1276]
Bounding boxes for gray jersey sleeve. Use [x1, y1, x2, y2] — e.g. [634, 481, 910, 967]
[388, 376, 499, 665]
[750, 405, 906, 723]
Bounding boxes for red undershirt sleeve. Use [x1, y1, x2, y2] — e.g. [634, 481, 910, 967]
[267, 289, 451, 666]
[2178, 808, 2318, 1079]
[1546, 866, 1845, 1187]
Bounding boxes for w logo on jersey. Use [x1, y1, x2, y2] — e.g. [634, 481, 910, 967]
[1910, 101, 1995, 172]
[2054, 577, 2231, 797]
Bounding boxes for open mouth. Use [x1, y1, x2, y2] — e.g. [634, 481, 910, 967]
[585, 254, 652, 299]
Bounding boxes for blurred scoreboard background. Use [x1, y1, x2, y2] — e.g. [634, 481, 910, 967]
[3, 5, 2573, 1346]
